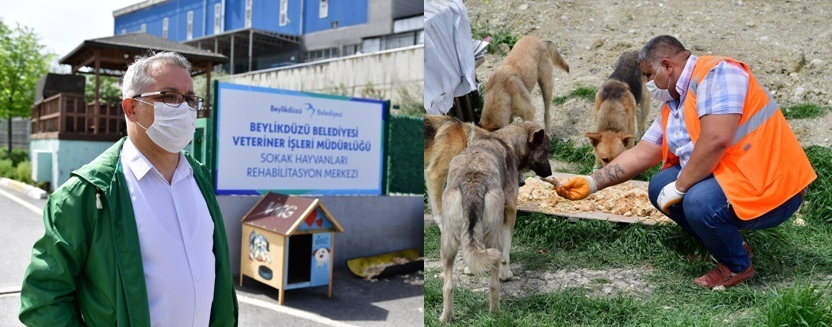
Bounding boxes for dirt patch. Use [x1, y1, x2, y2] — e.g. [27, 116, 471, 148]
[467, 0, 832, 147]
[425, 256, 654, 298]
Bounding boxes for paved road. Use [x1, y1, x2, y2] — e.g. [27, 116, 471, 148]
[0, 183, 423, 326]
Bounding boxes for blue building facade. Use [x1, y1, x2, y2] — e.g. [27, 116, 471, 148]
[114, 0, 422, 73]
[115, 0, 371, 41]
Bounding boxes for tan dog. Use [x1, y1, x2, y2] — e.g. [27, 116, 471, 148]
[479, 36, 569, 135]
[586, 50, 651, 168]
[424, 115, 489, 230]
[439, 121, 552, 323]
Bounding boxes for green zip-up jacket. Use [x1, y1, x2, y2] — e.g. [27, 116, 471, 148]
[19, 138, 238, 326]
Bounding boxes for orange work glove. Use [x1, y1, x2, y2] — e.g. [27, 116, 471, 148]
[556, 176, 597, 200]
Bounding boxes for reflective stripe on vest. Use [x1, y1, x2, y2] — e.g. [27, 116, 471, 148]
[732, 93, 779, 146]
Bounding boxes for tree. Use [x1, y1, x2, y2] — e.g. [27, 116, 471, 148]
[0, 20, 52, 157]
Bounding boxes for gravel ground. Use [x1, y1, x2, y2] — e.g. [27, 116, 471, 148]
[466, 0, 832, 146]
[425, 253, 655, 298]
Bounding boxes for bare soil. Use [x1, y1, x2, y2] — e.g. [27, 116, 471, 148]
[467, 0, 832, 146]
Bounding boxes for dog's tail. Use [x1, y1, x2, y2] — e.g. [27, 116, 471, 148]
[545, 41, 570, 73]
[460, 189, 503, 276]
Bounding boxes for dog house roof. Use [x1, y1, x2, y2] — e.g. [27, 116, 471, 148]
[241, 192, 344, 236]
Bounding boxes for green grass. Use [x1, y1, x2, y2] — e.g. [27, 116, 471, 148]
[426, 140, 832, 326]
[783, 103, 828, 120]
[424, 212, 832, 326]
[469, 5, 520, 55]
[759, 282, 832, 326]
[549, 138, 595, 175]
[802, 146, 832, 225]
[553, 86, 597, 105]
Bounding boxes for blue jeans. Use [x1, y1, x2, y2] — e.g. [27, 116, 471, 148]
[648, 165, 804, 273]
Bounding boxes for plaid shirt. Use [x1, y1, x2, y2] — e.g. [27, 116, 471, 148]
[642, 55, 749, 169]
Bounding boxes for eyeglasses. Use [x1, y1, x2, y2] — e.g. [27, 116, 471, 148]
[132, 91, 204, 111]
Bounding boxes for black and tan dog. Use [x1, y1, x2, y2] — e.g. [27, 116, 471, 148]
[586, 50, 651, 168]
[439, 121, 552, 323]
[479, 36, 569, 135]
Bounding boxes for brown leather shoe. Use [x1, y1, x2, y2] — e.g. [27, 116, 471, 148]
[693, 263, 755, 289]
[686, 243, 753, 263]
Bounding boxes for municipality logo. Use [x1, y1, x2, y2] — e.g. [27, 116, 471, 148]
[305, 103, 343, 118]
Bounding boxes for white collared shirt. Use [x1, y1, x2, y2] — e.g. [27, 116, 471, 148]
[121, 139, 215, 326]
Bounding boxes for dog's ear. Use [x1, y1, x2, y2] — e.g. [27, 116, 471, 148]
[585, 132, 601, 147]
[530, 128, 546, 146]
[619, 133, 636, 146]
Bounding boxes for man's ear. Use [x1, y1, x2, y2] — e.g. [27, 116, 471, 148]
[122, 97, 138, 122]
[661, 58, 673, 72]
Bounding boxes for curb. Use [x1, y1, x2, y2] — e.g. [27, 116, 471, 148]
[0, 178, 47, 200]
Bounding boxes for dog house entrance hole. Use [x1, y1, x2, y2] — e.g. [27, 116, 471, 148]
[287, 234, 312, 285]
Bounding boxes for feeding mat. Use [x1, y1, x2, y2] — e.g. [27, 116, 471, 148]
[518, 172, 674, 225]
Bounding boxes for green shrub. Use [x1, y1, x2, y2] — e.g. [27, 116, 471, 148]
[0, 147, 29, 166]
[16, 161, 33, 184]
[0, 160, 14, 179]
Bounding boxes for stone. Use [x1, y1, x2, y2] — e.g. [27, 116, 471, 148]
[810, 58, 824, 67]
[518, 3, 529, 10]
[794, 86, 805, 98]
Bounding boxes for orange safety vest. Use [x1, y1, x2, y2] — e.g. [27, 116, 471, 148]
[660, 56, 816, 220]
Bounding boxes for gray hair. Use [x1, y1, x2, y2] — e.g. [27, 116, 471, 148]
[121, 51, 192, 99]
[637, 35, 687, 69]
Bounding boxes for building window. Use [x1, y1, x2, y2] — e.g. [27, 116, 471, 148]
[162, 18, 169, 39]
[121, 29, 127, 35]
[187, 11, 194, 39]
[394, 16, 423, 33]
[214, 3, 222, 34]
[343, 44, 361, 56]
[303, 47, 339, 62]
[245, 0, 252, 28]
[141, 23, 146, 33]
[279, 0, 288, 26]
[319, 0, 328, 18]
[362, 38, 380, 53]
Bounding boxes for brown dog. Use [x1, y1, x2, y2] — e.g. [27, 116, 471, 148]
[439, 121, 552, 323]
[586, 50, 651, 168]
[424, 115, 489, 230]
[479, 36, 569, 135]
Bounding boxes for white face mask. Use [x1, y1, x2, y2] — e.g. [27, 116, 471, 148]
[135, 100, 196, 153]
[646, 66, 676, 102]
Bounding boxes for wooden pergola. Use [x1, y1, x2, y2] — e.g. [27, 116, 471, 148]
[60, 32, 228, 116]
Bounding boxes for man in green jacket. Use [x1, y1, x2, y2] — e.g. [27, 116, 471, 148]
[20, 52, 238, 326]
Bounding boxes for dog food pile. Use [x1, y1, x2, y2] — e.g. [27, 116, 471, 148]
[518, 177, 672, 224]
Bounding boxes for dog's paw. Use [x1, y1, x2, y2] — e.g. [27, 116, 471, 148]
[463, 266, 473, 275]
[439, 311, 454, 323]
[499, 266, 513, 281]
[433, 215, 443, 231]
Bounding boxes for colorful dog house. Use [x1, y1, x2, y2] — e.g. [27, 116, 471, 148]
[240, 192, 344, 304]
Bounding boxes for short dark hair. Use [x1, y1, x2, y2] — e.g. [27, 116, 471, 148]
[638, 35, 687, 69]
